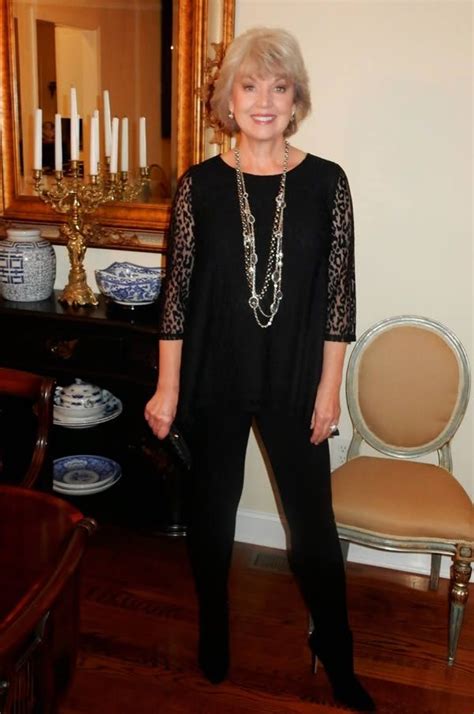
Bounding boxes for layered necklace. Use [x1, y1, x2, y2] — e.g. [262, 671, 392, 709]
[234, 140, 289, 328]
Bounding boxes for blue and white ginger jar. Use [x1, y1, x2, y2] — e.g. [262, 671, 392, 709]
[0, 228, 56, 301]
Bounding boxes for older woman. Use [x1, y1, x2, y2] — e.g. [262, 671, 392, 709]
[145, 27, 375, 712]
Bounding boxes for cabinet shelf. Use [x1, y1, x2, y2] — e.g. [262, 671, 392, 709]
[0, 292, 186, 536]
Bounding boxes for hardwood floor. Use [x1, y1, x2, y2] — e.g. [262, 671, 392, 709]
[60, 525, 474, 714]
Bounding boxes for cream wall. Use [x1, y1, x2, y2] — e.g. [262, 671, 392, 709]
[233, 0, 473, 523]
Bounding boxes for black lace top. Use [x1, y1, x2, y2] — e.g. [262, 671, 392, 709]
[159, 153, 355, 422]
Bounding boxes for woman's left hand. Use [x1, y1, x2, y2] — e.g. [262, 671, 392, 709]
[310, 341, 348, 445]
[310, 383, 341, 445]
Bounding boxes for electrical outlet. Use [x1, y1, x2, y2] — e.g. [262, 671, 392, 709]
[329, 437, 350, 470]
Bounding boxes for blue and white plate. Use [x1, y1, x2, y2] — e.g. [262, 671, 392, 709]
[53, 455, 121, 495]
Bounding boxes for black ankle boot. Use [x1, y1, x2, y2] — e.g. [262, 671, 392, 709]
[198, 605, 229, 684]
[309, 630, 375, 712]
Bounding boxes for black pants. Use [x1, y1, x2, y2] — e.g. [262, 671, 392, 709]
[185, 408, 350, 639]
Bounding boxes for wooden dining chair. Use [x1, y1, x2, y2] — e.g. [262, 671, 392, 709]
[0, 367, 55, 488]
[0, 485, 97, 714]
[330, 315, 472, 664]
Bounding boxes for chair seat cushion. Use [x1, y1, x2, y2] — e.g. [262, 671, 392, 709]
[332, 456, 473, 542]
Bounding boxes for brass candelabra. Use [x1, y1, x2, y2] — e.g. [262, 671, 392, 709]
[34, 161, 149, 306]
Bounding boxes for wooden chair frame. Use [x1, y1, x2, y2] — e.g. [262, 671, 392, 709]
[0, 367, 55, 488]
[0, 486, 97, 714]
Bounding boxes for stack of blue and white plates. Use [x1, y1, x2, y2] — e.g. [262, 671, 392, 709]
[53, 455, 121, 496]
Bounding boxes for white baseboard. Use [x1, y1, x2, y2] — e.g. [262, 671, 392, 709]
[235, 507, 474, 582]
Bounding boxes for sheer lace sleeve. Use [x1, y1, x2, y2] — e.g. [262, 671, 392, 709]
[325, 169, 356, 342]
[159, 173, 195, 339]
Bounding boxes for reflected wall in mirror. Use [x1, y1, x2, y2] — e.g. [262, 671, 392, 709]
[20, 1, 173, 199]
[0, 0, 235, 245]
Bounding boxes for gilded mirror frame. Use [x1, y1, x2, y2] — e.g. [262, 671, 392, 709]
[0, 0, 235, 251]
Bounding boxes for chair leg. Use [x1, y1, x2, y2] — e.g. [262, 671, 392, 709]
[448, 553, 472, 665]
[429, 554, 441, 590]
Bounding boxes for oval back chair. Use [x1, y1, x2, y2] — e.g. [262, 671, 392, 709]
[331, 315, 472, 665]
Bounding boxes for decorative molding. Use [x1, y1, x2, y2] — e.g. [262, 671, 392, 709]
[235, 508, 289, 549]
[198, 41, 228, 148]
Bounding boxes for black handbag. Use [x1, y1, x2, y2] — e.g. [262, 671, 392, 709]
[165, 424, 192, 470]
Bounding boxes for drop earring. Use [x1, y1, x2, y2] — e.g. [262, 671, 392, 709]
[228, 110, 234, 119]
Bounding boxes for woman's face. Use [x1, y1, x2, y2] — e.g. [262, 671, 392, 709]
[229, 70, 295, 144]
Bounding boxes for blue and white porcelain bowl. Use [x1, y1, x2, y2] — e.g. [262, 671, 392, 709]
[101, 262, 162, 279]
[95, 262, 165, 306]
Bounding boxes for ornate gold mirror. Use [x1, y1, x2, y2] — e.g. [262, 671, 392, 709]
[0, 0, 234, 251]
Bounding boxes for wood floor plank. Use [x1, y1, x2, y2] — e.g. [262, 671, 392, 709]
[58, 525, 474, 714]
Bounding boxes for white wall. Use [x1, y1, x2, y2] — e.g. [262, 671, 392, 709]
[232, 0, 473, 576]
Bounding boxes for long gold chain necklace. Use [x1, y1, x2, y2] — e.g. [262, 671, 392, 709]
[234, 140, 289, 328]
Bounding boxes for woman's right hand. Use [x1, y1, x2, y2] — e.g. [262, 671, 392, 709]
[144, 387, 178, 440]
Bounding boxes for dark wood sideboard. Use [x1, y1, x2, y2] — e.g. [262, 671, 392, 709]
[0, 292, 187, 535]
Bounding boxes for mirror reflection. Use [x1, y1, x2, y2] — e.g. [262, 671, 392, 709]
[14, 0, 173, 201]
[1, 0, 235, 241]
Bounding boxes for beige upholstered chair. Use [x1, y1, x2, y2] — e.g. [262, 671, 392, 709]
[331, 315, 473, 665]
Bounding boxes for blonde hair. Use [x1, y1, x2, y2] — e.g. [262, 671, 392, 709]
[211, 27, 312, 138]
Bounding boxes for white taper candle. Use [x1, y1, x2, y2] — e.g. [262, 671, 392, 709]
[93, 109, 100, 161]
[120, 117, 129, 172]
[70, 87, 78, 161]
[54, 113, 62, 172]
[110, 117, 119, 173]
[139, 116, 147, 168]
[103, 90, 112, 157]
[90, 115, 98, 175]
[33, 108, 43, 170]
[77, 115, 81, 159]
